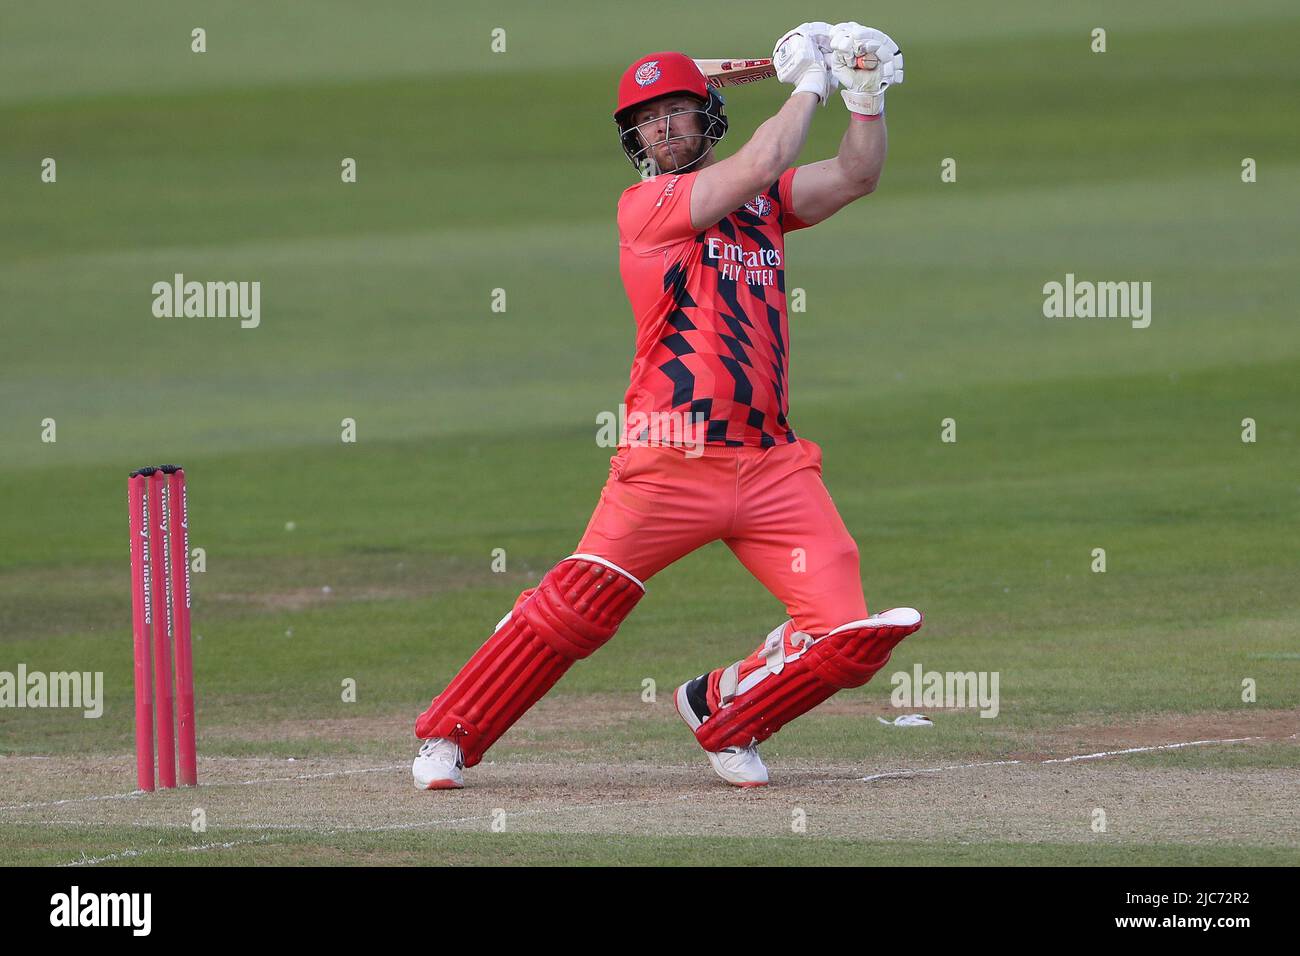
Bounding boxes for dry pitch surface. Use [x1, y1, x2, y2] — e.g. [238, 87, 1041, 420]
[3, 703, 1295, 866]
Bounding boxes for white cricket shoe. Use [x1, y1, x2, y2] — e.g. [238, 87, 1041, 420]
[412, 737, 464, 790]
[674, 679, 770, 788]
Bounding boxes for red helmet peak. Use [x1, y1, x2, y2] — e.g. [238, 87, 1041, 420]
[614, 52, 709, 121]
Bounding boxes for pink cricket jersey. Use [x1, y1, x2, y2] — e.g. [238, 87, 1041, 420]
[616, 168, 812, 448]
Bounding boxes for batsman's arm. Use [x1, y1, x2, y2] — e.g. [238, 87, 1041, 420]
[786, 113, 887, 227]
[689, 91, 819, 231]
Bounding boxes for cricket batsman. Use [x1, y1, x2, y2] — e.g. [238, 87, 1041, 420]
[414, 22, 922, 788]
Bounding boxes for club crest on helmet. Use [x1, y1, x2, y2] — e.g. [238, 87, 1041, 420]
[615, 52, 730, 178]
[635, 61, 662, 86]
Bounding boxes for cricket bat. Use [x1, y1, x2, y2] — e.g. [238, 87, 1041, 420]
[695, 54, 878, 88]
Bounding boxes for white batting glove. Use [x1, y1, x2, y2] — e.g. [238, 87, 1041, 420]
[800, 20, 837, 58]
[829, 23, 903, 116]
[773, 24, 834, 106]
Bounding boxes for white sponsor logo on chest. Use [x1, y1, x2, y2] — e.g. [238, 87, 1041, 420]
[705, 237, 782, 286]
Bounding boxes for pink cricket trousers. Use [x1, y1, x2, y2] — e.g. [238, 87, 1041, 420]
[575, 438, 868, 636]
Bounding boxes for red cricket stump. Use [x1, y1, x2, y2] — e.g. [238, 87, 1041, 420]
[147, 470, 177, 789]
[165, 466, 198, 786]
[131, 465, 200, 791]
[128, 473, 155, 792]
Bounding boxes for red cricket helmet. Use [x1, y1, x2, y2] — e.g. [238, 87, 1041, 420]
[613, 52, 729, 176]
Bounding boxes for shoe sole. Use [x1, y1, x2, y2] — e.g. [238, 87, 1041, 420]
[674, 682, 768, 789]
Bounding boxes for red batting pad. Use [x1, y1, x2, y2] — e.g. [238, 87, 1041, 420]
[695, 608, 922, 752]
[414, 556, 644, 766]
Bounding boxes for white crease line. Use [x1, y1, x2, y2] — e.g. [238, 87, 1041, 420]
[0, 763, 408, 812]
[231, 763, 406, 785]
[2, 759, 795, 813]
[1040, 736, 1263, 764]
[858, 758, 1023, 782]
[0, 791, 145, 812]
[59, 836, 272, 867]
[849, 736, 1266, 782]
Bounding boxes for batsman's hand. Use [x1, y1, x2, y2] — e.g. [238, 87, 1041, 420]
[773, 22, 835, 106]
[829, 23, 903, 116]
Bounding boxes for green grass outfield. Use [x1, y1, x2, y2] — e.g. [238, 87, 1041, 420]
[1, 1, 1297, 866]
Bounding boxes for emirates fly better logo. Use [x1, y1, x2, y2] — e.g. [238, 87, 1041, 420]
[634, 61, 662, 86]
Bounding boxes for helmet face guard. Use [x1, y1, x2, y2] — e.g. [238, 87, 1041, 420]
[615, 89, 729, 178]
[613, 52, 729, 179]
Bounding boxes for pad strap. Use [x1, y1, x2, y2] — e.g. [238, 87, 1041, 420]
[696, 608, 922, 752]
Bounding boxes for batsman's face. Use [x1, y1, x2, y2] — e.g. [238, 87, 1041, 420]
[632, 95, 707, 171]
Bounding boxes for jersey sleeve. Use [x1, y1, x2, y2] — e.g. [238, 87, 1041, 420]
[618, 172, 699, 252]
[778, 167, 813, 233]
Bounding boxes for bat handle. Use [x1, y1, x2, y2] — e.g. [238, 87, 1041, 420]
[825, 52, 880, 70]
